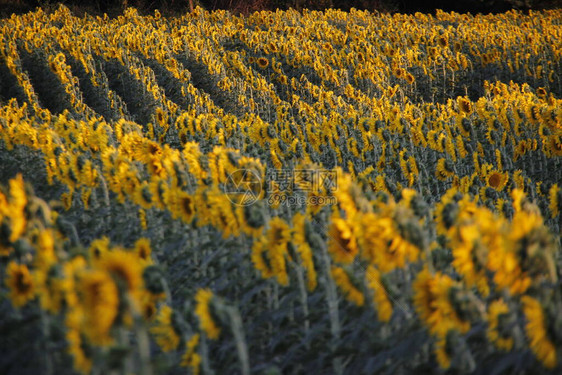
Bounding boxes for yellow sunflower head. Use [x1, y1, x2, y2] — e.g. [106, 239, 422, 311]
[257, 57, 269, 69]
[5, 261, 35, 308]
[328, 217, 358, 264]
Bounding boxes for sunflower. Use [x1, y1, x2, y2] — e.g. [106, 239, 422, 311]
[149, 178, 168, 209]
[134, 237, 152, 264]
[436, 158, 455, 181]
[150, 305, 181, 352]
[181, 333, 201, 374]
[133, 182, 153, 209]
[66, 329, 93, 374]
[548, 184, 561, 218]
[487, 299, 514, 351]
[486, 170, 508, 191]
[267, 217, 291, 248]
[251, 235, 274, 279]
[208, 192, 239, 238]
[450, 213, 498, 297]
[194, 288, 221, 340]
[413, 268, 470, 338]
[139, 208, 148, 230]
[361, 212, 419, 273]
[536, 87, 547, 98]
[328, 217, 358, 264]
[98, 249, 144, 300]
[257, 57, 269, 69]
[237, 203, 265, 238]
[177, 191, 195, 224]
[547, 135, 562, 157]
[5, 262, 35, 307]
[405, 72, 415, 85]
[77, 270, 119, 345]
[457, 97, 473, 114]
[434, 334, 453, 369]
[35, 229, 57, 271]
[140, 291, 157, 321]
[292, 213, 317, 291]
[365, 265, 392, 322]
[330, 266, 364, 306]
[88, 236, 110, 262]
[392, 66, 404, 79]
[521, 296, 557, 369]
[264, 217, 291, 285]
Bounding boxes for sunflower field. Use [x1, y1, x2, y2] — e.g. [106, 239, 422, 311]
[0, 4, 561, 374]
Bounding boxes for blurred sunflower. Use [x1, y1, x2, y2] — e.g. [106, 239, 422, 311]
[521, 296, 557, 369]
[436, 158, 455, 181]
[181, 333, 201, 374]
[134, 237, 152, 264]
[331, 266, 364, 306]
[486, 170, 508, 191]
[98, 249, 144, 305]
[458, 97, 472, 114]
[5, 261, 35, 307]
[195, 288, 221, 339]
[150, 305, 181, 352]
[548, 184, 560, 218]
[77, 270, 119, 345]
[257, 57, 269, 69]
[365, 265, 392, 322]
[328, 217, 358, 264]
[66, 329, 93, 374]
[486, 299, 514, 351]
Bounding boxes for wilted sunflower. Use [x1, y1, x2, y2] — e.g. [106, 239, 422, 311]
[5, 261, 35, 307]
[194, 288, 221, 339]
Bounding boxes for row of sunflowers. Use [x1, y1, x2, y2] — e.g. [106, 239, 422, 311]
[1, 4, 561, 374]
